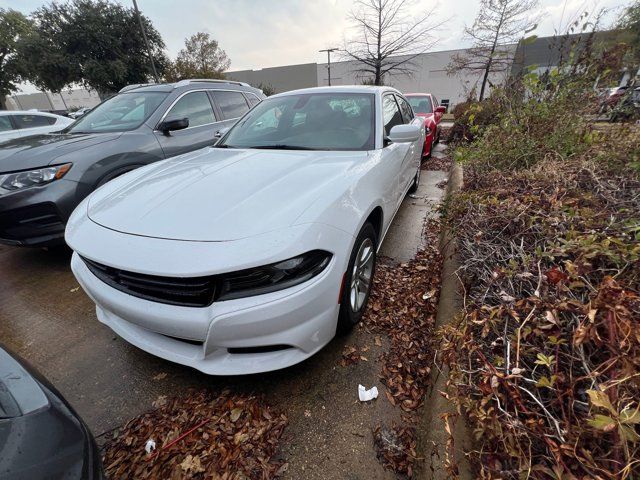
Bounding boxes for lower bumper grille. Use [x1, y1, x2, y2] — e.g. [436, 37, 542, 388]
[0, 203, 64, 241]
[81, 257, 217, 307]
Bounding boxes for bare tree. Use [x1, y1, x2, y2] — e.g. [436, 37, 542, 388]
[449, 0, 539, 101]
[342, 0, 441, 85]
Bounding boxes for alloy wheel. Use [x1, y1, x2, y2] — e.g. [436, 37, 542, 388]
[350, 238, 375, 312]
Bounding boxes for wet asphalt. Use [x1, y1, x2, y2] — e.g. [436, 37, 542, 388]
[0, 146, 447, 479]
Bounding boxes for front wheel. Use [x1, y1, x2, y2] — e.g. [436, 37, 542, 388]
[337, 223, 377, 334]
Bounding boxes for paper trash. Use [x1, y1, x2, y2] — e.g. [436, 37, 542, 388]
[358, 384, 379, 402]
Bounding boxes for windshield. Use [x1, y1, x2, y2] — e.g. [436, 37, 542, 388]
[67, 91, 168, 133]
[406, 95, 433, 114]
[219, 92, 375, 151]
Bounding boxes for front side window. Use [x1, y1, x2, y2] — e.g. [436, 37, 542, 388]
[212, 91, 250, 120]
[0, 116, 13, 132]
[406, 95, 433, 114]
[68, 91, 168, 133]
[164, 91, 216, 128]
[382, 95, 403, 136]
[396, 96, 415, 123]
[12, 114, 56, 129]
[219, 92, 375, 151]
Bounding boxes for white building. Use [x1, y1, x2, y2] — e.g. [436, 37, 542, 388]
[228, 45, 517, 109]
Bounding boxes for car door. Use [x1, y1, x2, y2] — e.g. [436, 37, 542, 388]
[10, 114, 58, 138]
[395, 94, 422, 190]
[209, 90, 251, 137]
[381, 93, 410, 208]
[154, 90, 221, 158]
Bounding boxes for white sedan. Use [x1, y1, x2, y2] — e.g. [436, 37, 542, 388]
[0, 111, 75, 144]
[66, 86, 424, 375]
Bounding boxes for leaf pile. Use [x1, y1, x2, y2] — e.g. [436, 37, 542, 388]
[421, 152, 452, 171]
[440, 125, 640, 478]
[103, 390, 288, 479]
[360, 221, 442, 476]
[373, 423, 419, 477]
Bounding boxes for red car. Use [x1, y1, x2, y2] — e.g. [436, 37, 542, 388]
[405, 93, 445, 157]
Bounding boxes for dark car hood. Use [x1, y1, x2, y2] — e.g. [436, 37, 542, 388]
[0, 132, 122, 173]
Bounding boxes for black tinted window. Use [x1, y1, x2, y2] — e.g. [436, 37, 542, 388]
[12, 114, 55, 129]
[0, 116, 13, 132]
[165, 91, 216, 127]
[212, 91, 249, 120]
[382, 95, 403, 136]
[396, 96, 414, 123]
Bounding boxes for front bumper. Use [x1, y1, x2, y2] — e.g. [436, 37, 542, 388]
[68, 222, 354, 375]
[0, 179, 81, 247]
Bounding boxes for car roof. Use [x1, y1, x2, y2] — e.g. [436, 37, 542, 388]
[0, 110, 65, 118]
[120, 79, 261, 95]
[271, 85, 401, 98]
[404, 93, 432, 97]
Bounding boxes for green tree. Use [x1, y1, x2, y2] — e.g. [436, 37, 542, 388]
[0, 9, 33, 109]
[21, 0, 168, 97]
[167, 32, 230, 81]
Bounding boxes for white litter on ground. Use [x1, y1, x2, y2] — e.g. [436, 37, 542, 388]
[358, 384, 379, 402]
[144, 439, 156, 454]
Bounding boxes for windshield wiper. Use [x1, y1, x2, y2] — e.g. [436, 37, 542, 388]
[212, 144, 237, 148]
[248, 145, 319, 150]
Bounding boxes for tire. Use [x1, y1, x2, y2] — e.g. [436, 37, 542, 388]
[408, 163, 421, 194]
[337, 222, 377, 334]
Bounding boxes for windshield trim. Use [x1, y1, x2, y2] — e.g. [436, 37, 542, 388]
[65, 91, 169, 134]
[218, 92, 376, 152]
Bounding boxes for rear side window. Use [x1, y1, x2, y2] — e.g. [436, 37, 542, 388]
[0, 116, 13, 132]
[396, 96, 415, 123]
[164, 91, 216, 128]
[212, 91, 249, 120]
[12, 114, 56, 129]
[245, 93, 261, 107]
[382, 95, 403, 136]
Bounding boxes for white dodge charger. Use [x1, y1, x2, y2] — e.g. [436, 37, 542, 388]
[66, 86, 425, 375]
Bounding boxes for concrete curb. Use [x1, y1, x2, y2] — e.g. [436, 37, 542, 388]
[418, 162, 473, 480]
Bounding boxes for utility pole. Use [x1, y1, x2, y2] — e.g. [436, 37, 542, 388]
[132, 0, 159, 83]
[319, 48, 339, 86]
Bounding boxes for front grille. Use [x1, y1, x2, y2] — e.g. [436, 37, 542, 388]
[81, 257, 217, 307]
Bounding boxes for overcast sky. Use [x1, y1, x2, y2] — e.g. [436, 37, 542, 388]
[1, 0, 627, 91]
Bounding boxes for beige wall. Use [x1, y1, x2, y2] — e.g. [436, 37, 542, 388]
[227, 63, 318, 94]
[5, 88, 101, 111]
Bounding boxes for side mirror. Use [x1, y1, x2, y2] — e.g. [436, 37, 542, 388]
[387, 124, 421, 143]
[158, 117, 189, 134]
[214, 126, 230, 139]
[435, 106, 446, 114]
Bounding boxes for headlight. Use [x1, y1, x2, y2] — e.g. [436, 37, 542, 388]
[0, 163, 72, 192]
[218, 250, 332, 300]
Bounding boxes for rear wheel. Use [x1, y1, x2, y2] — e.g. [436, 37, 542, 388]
[337, 223, 377, 334]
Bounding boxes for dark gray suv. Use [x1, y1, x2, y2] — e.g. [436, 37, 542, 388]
[0, 79, 264, 247]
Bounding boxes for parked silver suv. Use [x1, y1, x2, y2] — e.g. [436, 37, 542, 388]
[0, 79, 265, 247]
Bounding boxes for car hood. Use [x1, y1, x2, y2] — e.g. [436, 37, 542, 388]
[87, 147, 368, 242]
[0, 132, 121, 172]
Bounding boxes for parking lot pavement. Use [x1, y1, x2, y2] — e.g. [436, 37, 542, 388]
[0, 159, 448, 479]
